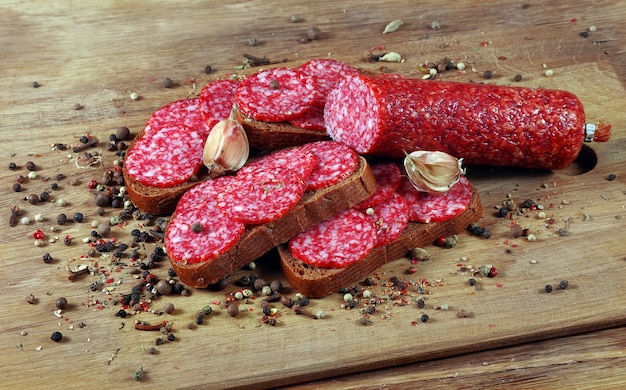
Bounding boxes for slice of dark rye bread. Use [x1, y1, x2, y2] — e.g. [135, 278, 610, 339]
[168, 156, 377, 288]
[278, 185, 483, 298]
[235, 107, 330, 150]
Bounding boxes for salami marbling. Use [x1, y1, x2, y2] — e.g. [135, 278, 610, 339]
[397, 175, 473, 223]
[288, 209, 376, 268]
[124, 124, 206, 188]
[363, 192, 409, 247]
[165, 177, 245, 264]
[288, 104, 326, 131]
[235, 67, 316, 122]
[300, 141, 359, 190]
[144, 98, 210, 137]
[240, 146, 318, 181]
[199, 79, 240, 129]
[325, 74, 589, 170]
[297, 59, 359, 106]
[354, 162, 402, 210]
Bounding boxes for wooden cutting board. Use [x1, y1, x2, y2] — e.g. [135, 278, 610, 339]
[1, 1, 625, 389]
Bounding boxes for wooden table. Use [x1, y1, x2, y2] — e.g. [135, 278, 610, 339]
[1, 1, 625, 388]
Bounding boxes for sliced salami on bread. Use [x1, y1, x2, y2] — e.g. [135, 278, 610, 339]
[278, 180, 483, 298]
[166, 149, 377, 289]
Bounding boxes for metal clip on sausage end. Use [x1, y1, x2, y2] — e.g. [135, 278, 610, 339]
[584, 123, 596, 143]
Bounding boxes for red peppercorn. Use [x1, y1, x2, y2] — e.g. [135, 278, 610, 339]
[33, 229, 45, 240]
[435, 236, 447, 247]
[87, 179, 98, 189]
[488, 267, 498, 277]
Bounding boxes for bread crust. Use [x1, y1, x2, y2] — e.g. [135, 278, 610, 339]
[235, 108, 330, 150]
[278, 185, 483, 298]
[168, 156, 377, 288]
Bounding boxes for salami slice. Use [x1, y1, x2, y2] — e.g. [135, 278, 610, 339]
[217, 168, 307, 224]
[396, 175, 473, 223]
[235, 67, 317, 122]
[199, 79, 240, 129]
[288, 104, 326, 131]
[300, 141, 359, 190]
[354, 162, 402, 210]
[240, 146, 318, 181]
[297, 59, 360, 106]
[144, 98, 211, 137]
[325, 73, 590, 170]
[165, 178, 245, 264]
[288, 209, 376, 268]
[124, 125, 206, 187]
[363, 192, 409, 247]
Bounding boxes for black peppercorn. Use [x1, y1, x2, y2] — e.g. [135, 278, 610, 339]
[9, 162, 18, 170]
[32, 81, 40, 88]
[115, 309, 127, 318]
[79, 135, 89, 144]
[513, 74, 523, 82]
[545, 284, 553, 293]
[25, 161, 37, 171]
[56, 213, 67, 225]
[204, 65, 212, 74]
[50, 331, 63, 342]
[12, 183, 21, 192]
[39, 191, 50, 202]
[420, 314, 429, 323]
[162, 78, 174, 88]
[55, 297, 68, 310]
[43, 253, 53, 264]
[73, 212, 84, 223]
[607, 174, 617, 181]
[166, 333, 176, 342]
[51, 182, 59, 191]
[497, 207, 509, 218]
[468, 278, 477, 286]
[417, 298, 425, 309]
[482, 70, 493, 79]
[307, 26, 321, 40]
[521, 199, 535, 208]
[559, 280, 569, 289]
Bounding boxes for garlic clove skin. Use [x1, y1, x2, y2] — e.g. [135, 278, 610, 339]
[403, 150, 465, 194]
[203, 107, 250, 177]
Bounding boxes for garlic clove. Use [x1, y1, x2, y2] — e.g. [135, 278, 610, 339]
[203, 107, 250, 177]
[403, 150, 465, 194]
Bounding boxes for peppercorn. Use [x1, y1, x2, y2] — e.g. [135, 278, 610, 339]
[166, 333, 176, 342]
[521, 199, 535, 208]
[195, 312, 206, 325]
[191, 223, 203, 233]
[513, 74, 523, 82]
[270, 280, 283, 294]
[27, 194, 39, 205]
[482, 70, 493, 79]
[607, 174, 617, 181]
[32, 81, 40, 88]
[56, 213, 67, 225]
[43, 253, 53, 264]
[545, 284, 553, 293]
[253, 278, 267, 292]
[12, 183, 21, 192]
[79, 135, 89, 144]
[51, 182, 59, 191]
[116, 126, 131, 141]
[50, 331, 63, 342]
[9, 162, 18, 170]
[37, 191, 49, 202]
[115, 309, 127, 318]
[204, 65, 212, 74]
[307, 26, 321, 40]
[468, 278, 477, 286]
[420, 314, 429, 323]
[417, 298, 425, 309]
[25, 161, 36, 171]
[162, 78, 174, 88]
[497, 207, 509, 218]
[155, 280, 172, 295]
[72, 212, 83, 223]
[55, 297, 68, 310]
[559, 280, 569, 289]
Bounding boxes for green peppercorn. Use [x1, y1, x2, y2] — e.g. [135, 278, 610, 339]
[201, 305, 213, 315]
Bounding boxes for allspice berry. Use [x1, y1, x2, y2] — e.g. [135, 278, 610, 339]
[226, 303, 239, 317]
[155, 280, 172, 295]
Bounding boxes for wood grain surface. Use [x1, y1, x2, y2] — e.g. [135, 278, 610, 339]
[1, 1, 625, 389]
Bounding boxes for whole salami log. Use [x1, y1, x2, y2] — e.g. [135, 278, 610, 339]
[324, 74, 610, 170]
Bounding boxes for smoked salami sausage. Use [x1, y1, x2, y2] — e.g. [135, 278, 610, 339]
[325, 74, 609, 170]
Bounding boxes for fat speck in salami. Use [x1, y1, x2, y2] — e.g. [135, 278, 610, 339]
[144, 98, 211, 137]
[288, 209, 376, 268]
[325, 73, 610, 170]
[363, 192, 409, 247]
[300, 141, 359, 190]
[354, 162, 401, 210]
